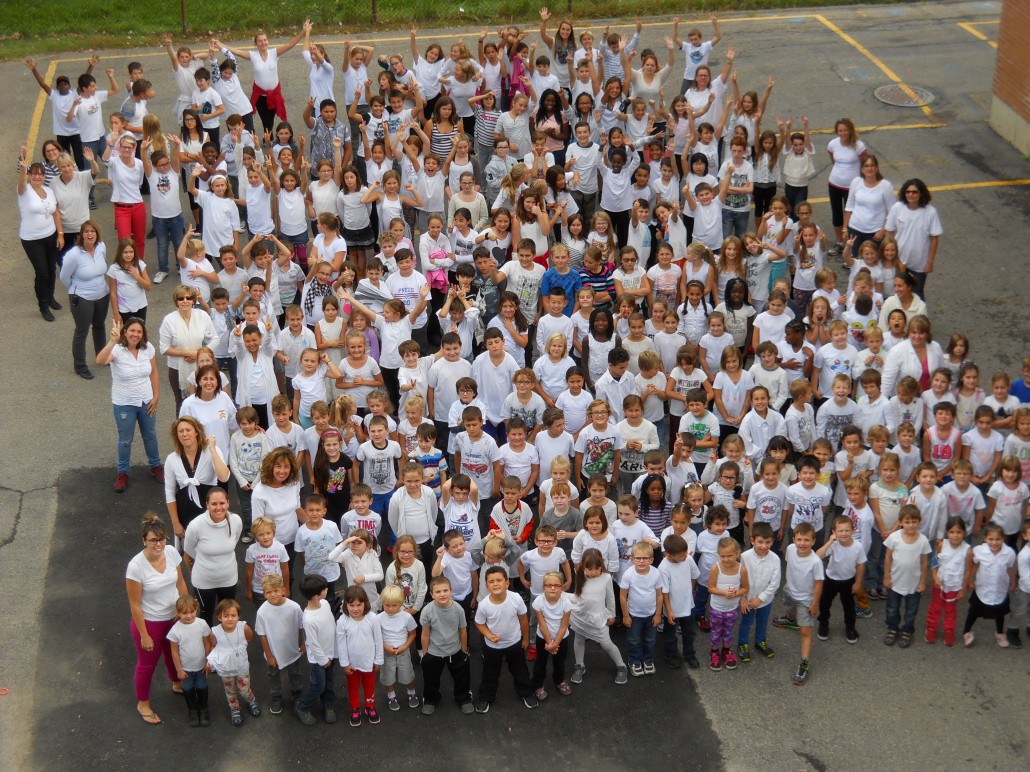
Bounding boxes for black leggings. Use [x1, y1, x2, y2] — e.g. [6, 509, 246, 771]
[57, 134, 86, 170]
[21, 234, 59, 305]
[753, 183, 777, 220]
[784, 184, 808, 214]
[195, 584, 238, 627]
[610, 208, 631, 250]
[254, 95, 277, 135]
[963, 593, 1008, 635]
[828, 184, 849, 228]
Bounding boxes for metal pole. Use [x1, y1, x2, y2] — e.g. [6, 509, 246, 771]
[371, 0, 379, 25]
[180, 0, 187, 35]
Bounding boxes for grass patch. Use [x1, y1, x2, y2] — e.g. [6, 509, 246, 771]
[1, 1, 898, 60]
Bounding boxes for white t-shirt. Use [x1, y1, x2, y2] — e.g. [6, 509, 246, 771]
[531, 592, 574, 640]
[986, 481, 1030, 535]
[125, 546, 182, 621]
[74, 90, 109, 142]
[618, 565, 667, 617]
[826, 138, 868, 189]
[971, 544, 1017, 605]
[658, 558, 700, 618]
[746, 481, 789, 532]
[784, 543, 824, 604]
[167, 618, 212, 671]
[474, 591, 527, 649]
[377, 608, 417, 648]
[787, 482, 832, 532]
[254, 598, 304, 667]
[883, 531, 931, 595]
[885, 202, 943, 273]
[106, 261, 149, 313]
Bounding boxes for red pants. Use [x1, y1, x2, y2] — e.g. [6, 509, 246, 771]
[114, 202, 147, 259]
[346, 669, 376, 710]
[130, 617, 178, 700]
[925, 586, 959, 644]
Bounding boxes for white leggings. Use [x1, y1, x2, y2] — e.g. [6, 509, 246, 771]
[573, 630, 625, 668]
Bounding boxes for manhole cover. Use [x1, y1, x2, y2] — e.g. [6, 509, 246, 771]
[874, 84, 936, 107]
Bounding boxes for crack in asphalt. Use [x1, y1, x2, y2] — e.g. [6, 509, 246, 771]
[0, 484, 55, 550]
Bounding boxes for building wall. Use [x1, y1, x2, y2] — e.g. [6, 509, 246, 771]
[990, 0, 1030, 154]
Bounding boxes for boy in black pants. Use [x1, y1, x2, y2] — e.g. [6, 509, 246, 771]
[419, 576, 474, 716]
[474, 566, 539, 712]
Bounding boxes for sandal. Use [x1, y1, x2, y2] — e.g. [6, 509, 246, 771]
[171, 683, 184, 694]
[137, 709, 162, 725]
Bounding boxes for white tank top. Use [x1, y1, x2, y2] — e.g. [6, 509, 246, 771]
[710, 563, 742, 612]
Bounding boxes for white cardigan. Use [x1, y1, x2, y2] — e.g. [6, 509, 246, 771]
[881, 339, 943, 398]
[159, 310, 217, 374]
[388, 486, 439, 544]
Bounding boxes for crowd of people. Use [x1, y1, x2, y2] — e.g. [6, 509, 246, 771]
[17, 10, 1029, 731]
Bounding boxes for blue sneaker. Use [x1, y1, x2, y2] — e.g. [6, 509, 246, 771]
[855, 606, 873, 619]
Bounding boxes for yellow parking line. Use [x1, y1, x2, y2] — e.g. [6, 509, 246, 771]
[964, 19, 1000, 26]
[957, 21, 998, 49]
[809, 122, 945, 135]
[815, 14, 935, 120]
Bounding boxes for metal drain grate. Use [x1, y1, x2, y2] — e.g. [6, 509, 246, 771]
[874, 84, 936, 108]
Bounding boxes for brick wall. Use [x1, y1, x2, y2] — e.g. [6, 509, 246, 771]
[992, 0, 1029, 122]
[990, 0, 1030, 153]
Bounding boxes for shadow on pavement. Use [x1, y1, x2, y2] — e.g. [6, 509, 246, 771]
[35, 468, 722, 770]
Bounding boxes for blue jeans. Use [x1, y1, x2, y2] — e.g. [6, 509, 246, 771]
[694, 584, 710, 620]
[83, 138, 107, 202]
[738, 603, 773, 645]
[627, 615, 657, 665]
[152, 213, 185, 274]
[886, 589, 922, 634]
[722, 208, 750, 239]
[371, 489, 397, 537]
[113, 402, 161, 474]
[181, 669, 208, 691]
[296, 661, 336, 712]
[865, 531, 884, 591]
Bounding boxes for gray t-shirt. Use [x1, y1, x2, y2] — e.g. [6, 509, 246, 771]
[420, 600, 466, 657]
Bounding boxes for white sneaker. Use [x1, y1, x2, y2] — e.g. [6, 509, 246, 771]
[153, 271, 168, 284]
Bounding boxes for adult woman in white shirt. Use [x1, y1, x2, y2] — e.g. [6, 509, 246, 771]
[844, 154, 893, 247]
[684, 49, 735, 144]
[159, 284, 217, 413]
[59, 221, 110, 379]
[213, 23, 306, 134]
[126, 514, 187, 725]
[825, 118, 868, 253]
[878, 273, 928, 330]
[18, 143, 63, 321]
[179, 364, 239, 461]
[164, 416, 230, 541]
[183, 487, 243, 625]
[97, 317, 162, 492]
[251, 447, 305, 573]
[626, 41, 676, 118]
[107, 133, 147, 260]
[885, 178, 943, 301]
[881, 315, 943, 398]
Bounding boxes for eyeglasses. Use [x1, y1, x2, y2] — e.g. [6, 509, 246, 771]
[720, 475, 737, 481]
[904, 189, 920, 195]
[542, 583, 563, 588]
[145, 537, 167, 544]
[622, 257, 637, 262]
[632, 556, 652, 561]
[175, 296, 193, 302]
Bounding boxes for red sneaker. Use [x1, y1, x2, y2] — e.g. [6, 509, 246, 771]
[526, 645, 537, 661]
[150, 465, 165, 483]
[697, 617, 711, 633]
[113, 473, 128, 493]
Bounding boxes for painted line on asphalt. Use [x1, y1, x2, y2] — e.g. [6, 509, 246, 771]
[815, 14, 936, 120]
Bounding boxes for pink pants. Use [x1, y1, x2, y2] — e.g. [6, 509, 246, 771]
[130, 617, 178, 700]
[114, 202, 147, 259]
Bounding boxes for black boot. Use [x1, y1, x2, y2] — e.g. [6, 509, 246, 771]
[39, 303, 55, 322]
[197, 687, 211, 727]
[1006, 628, 1022, 649]
[183, 688, 200, 727]
[48, 297, 62, 310]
